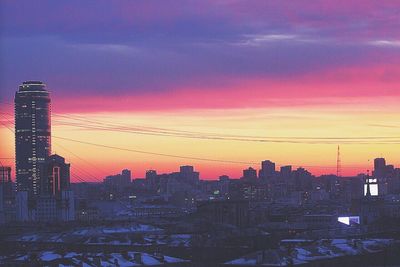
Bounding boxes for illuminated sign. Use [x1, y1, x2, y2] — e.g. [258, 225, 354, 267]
[364, 178, 378, 196]
[338, 216, 360, 225]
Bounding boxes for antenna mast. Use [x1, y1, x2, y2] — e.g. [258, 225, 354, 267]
[336, 145, 341, 177]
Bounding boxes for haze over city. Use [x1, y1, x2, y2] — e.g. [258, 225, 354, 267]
[2, 1, 400, 180]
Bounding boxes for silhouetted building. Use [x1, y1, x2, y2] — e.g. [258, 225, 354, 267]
[15, 81, 51, 196]
[350, 176, 364, 200]
[104, 169, 132, 197]
[144, 167, 200, 201]
[373, 158, 386, 178]
[40, 154, 71, 196]
[218, 176, 230, 197]
[145, 170, 159, 191]
[179, 165, 199, 184]
[280, 165, 292, 179]
[242, 167, 257, 181]
[293, 167, 313, 191]
[219, 175, 230, 182]
[122, 169, 131, 180]
[259, 160, 275, 180]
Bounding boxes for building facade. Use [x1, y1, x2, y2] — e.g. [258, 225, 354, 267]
[0, 166, 13, 199]
[40, 154, 71, 196]
[15, 81, 51, 196]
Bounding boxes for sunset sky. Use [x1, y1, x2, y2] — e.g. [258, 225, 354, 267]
[1, 1, 400, 181]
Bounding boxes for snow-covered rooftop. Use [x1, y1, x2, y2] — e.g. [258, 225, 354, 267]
[225, 238, 394, 266]
[2, 250, 188, 266]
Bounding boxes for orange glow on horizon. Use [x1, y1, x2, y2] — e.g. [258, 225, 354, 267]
[2, 94, 400, 181]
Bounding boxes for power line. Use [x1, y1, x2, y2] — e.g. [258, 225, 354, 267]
[0, 113, 257, 165]
[0, 103, 385, 175]
[2, 100, 400, 144]
[46, 113, 400, 143]
[0, 113, 380, 171]
[53, 135, 259, 165]
[54, 142, 104, 182]
[0, 114, 100, 183]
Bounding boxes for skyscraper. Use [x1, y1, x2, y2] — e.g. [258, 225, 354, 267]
[15, 81, 51, 196]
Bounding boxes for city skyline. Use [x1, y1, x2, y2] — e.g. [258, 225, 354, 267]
[1, 89, 397, 181]
[1, 1, 400, 180]
[2, 2, 400, 266]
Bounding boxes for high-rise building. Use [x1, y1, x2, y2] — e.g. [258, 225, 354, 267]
[15, 81, 51, 196]
[145, 170, 158, 190]
[259, 160, 276, 180]
[373, 158, 388, 195]
[280, 165, 292, 178]
[373, 157, 386, 179]
[373, 158, 386, 178]
[40, 154, 71, 196]
[179, 165, 199, 184]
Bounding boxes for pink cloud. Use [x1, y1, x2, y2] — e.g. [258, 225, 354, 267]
[51, 62, 400, 113]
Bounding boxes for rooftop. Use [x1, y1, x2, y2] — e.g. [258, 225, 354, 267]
[22, 80, 44, 85]
[18, 81, 47, 92]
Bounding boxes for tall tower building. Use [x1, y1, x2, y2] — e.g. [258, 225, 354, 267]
[15, 81, 51, 196]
